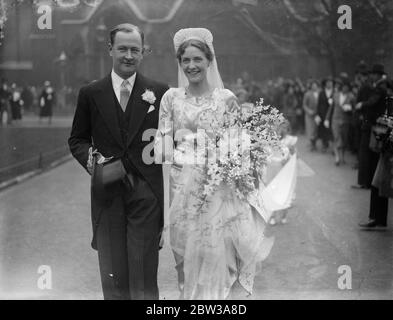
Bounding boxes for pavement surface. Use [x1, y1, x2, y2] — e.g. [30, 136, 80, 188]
[1, 115, 73, 128]
[0, 136, 392, 300]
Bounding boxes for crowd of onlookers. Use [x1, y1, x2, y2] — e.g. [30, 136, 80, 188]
[229, 63, 393, 229]
[228, 72, 306, 134]
[229, 64, 392, 167]
[0, 79, 79, 125]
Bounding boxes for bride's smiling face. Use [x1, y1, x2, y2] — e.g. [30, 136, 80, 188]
[180, 46, 210, 85]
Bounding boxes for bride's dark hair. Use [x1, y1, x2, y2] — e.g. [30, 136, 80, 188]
[176, 39, 214, 63]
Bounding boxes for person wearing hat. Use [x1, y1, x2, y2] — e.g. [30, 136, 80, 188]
[361, 77, 393, 229]
[353, 64, 387, 190]
[352, 63, 373, 186]
[282, 82, 298, 132]
[0, 80, 12, 126]
[303, 79, 320, 151]
[325, 79, 356, 165]
[315, 77, 334, 152]
[356, 63, 389, 228]
[9, 83, 24, 122]
[39, 80, 56, 124]
[350, 62, 371, 171]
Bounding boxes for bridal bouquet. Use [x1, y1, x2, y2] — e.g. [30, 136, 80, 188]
[200, 98, 286, 202]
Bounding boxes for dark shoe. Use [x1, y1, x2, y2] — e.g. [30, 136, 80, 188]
[359, 220, 377, 228]
[335, 160, 340, 166]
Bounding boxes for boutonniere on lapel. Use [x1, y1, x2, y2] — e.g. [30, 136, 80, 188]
[142, 89, 156, 113]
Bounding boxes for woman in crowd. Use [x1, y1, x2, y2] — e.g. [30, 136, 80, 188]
[315, 77, 334, 152]
[282, 82, 298, 132]
[325, 79, 356, 165]
[9, 83, 24, 122]
[303, 80, 320, 151]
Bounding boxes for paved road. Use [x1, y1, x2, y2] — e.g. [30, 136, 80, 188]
[0, 136, 392, 300]
[1, 115, 73, 128]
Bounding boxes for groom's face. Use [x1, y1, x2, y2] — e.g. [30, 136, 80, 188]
[110, 30, 144, 79]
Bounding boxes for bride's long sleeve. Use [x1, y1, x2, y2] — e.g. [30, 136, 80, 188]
[154, 90, 175, 248]
[154, 90, 174, 164]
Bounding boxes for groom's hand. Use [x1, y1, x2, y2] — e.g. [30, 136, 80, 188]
[87, 147, 95, 175]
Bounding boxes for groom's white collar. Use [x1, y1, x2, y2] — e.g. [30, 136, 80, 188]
[111, 70, 136, 92]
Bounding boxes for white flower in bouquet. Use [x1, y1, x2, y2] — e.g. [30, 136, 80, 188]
[241, 102, 254, 115]
[217, 128, 250, 161]
[200, 98, 285, 201]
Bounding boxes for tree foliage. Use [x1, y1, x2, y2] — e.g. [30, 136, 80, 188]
[280, 0, 393, 74]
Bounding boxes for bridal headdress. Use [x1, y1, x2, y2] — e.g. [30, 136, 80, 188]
[174, 28, 215, 54]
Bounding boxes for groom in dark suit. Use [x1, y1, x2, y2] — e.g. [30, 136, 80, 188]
[68, 24, 169, 300]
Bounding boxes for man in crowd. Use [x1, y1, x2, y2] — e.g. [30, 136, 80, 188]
[0, 79, 12, 126]
[39, 81, 56, 125]
[351, 64, 380, 189]
[350, 62, 370, 169]
[356, 64, 389, 228]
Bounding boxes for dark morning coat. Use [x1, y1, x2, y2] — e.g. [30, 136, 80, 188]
[357, 79, 387, 186]
[68, 73, 169, 249]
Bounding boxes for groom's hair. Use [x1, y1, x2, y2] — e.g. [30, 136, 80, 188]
[109, 23, 145, 47]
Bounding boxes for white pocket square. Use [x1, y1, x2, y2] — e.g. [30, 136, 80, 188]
[148, 105, 155, 113]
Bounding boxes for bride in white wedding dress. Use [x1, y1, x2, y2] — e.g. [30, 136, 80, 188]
[154, 28, 274, 300]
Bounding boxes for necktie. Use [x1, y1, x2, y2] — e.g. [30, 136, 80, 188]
[120, 80, 130, 112]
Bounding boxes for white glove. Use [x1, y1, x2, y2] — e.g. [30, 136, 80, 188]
[87, 147, 96, 175]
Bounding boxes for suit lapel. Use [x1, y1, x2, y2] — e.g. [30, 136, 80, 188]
[126, 73, 150, 147]
[93, 75, 123, 147]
